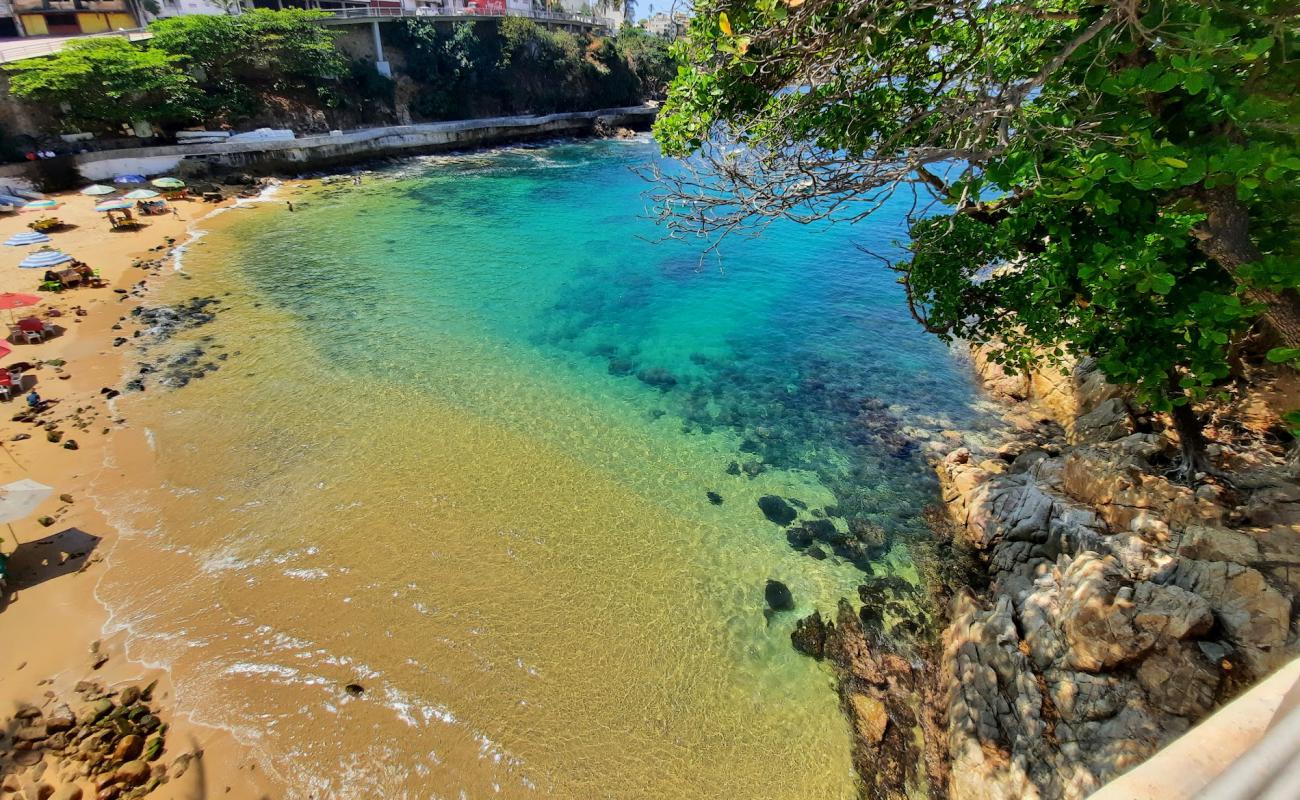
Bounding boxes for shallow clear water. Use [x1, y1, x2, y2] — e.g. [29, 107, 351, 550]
[96, 138, 986, 799]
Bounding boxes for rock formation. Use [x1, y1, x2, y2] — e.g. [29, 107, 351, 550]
[792, 353, 1300, 799]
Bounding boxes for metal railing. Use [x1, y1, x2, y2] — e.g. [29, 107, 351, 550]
[320, 5, 605, 27]
[0, 28, 151, 63]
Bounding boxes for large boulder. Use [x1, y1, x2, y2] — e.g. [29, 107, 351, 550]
[757, 495, 797, 526]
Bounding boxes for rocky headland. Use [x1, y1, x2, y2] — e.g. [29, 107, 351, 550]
[792, 350, 1300, 799]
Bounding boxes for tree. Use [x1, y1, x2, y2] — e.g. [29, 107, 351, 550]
[5, 38, 198, 132]
[148, 9, 347, 121]
[654, 0, 1300, 478]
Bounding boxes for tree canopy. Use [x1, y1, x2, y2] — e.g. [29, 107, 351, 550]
[147, 10, 348, 121]
[655, 0, 1300, 470]
[5, 38, 198, 132]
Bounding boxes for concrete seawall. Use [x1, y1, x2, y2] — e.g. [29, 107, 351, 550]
[0, 106, 657, 190]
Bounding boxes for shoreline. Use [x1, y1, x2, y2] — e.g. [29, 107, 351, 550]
[0, 185, 282, 799]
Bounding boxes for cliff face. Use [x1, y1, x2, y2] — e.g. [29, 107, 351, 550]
[795, 353, 1300, 800]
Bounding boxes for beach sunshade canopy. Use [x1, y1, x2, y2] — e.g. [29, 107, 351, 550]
[0, 341, 11, 359]
[151, 177, 185, 189]
[4, 231, 50, 247]
[122, 189, 160, 200]
[18, 249, 72, 269]
[0, 292, 41, 311]
[95, 200, 133, 212]
[0, 478, 53, 526]
[22, 199, 59, 210]
[114, 174, 146, 184]
[81, 184, 117, 196]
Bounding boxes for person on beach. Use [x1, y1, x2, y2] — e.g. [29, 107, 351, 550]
[287, 201, 295, 212]
[25, 390, 41, 411]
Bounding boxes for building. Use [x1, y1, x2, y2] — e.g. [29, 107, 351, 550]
[10, 0, 140, 36]
[639, 9, 684, 38]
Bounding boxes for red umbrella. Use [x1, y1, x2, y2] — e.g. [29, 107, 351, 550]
[0, 293, 41, 311]
[0, 341, 12, 359]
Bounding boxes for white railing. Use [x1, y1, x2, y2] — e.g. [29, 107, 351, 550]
[0, 28, 152, 63]
[321, 5, 604, 27]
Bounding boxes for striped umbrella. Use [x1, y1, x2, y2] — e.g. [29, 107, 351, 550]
[95, 200, 133, 212]
[81, 184, 117, 196]
[4, 231, 50, 247]
[21, 199, 59, 210]
[123, 189, 160, 200]
[18, 249, 72, 269]
[113, 174, 146, 184]
[151, 177, 185, 189]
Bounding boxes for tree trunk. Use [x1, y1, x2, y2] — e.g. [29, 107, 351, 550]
[1194, 187, 1300, 349]
[1167, 377, 1213, 485]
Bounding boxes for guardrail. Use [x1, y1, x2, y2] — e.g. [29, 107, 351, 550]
[0, 28, 151, 63]
[320, 6, 605, 27]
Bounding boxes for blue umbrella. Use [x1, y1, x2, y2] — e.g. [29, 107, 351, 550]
[18, 249, 72, 269]
[5, 232, 51, 246]
[113, 174, 146, 185]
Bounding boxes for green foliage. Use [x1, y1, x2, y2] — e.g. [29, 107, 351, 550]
[391, 19, 671, 119]
[657, 0, 1300, 429]
[147, 10, 347, 122]
[5, 38, 199, 131]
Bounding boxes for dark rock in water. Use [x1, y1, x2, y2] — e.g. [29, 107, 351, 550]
[636, 367, 678, 391]
[125, 379, 144, 393]
[791, 610, 827, 659]
[786, 527, 814, 549]
[807, 545, 828, 560]
[742, 461, 765, 477]
[789, 498, 808, 510]
[706, 491, 723, 505]
[765, 579, 795, 612]
[607, 358, 635, 376]
[758, 495, 797, 526]
[725, 461, 741, 476]
[344, 683, 365, 696]
[802, 518, 842, 544]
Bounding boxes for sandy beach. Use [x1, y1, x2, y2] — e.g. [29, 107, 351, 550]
[0, 188, 278, 800]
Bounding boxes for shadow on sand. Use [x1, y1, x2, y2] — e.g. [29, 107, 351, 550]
[0, 526, 100, 612]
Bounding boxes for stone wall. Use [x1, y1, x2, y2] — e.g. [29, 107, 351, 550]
[0, 106, 656, 190]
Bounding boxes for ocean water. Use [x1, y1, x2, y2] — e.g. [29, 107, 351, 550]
[95, 138, 986, 799]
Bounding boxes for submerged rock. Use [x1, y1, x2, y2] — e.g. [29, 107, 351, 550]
[706, 491, 723, 505]
[758, 495, 797, 526]
[764, 579, 795, 612]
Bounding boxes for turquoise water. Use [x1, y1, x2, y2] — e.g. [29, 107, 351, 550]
[98, 137, 986, 798]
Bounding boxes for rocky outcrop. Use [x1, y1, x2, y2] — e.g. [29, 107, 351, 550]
[792, 600, 949, 800]
[931, 358, 1299, 800]
[789, 351, 1298, 799]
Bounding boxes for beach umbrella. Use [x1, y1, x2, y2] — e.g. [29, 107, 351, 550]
[0, 478, 54, 547]
[113, 174, 146, 185]
[0, 293, 41, 312]
[151, 177, 185, 189]
[18, 249, 71, 269]
[95, 200, 133, 212]
[122, 189, 160, 200]
[0, 292, 41, 326]
[21, 199, 59, 211]
[4, 232, 50, 247]
[80, 184, 116, 196]
[0, 341, 10, 359]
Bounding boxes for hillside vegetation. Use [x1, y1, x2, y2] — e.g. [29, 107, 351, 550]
[4, 10, 672, 136]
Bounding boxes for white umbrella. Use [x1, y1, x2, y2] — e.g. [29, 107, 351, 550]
[0, 478, 53, 546]
[18, 249, 72, 269]
[4, 232, 51, 247]
[81, 184, 116, 196]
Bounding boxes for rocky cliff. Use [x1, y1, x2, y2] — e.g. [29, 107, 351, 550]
[795, 352, 1300, 800]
